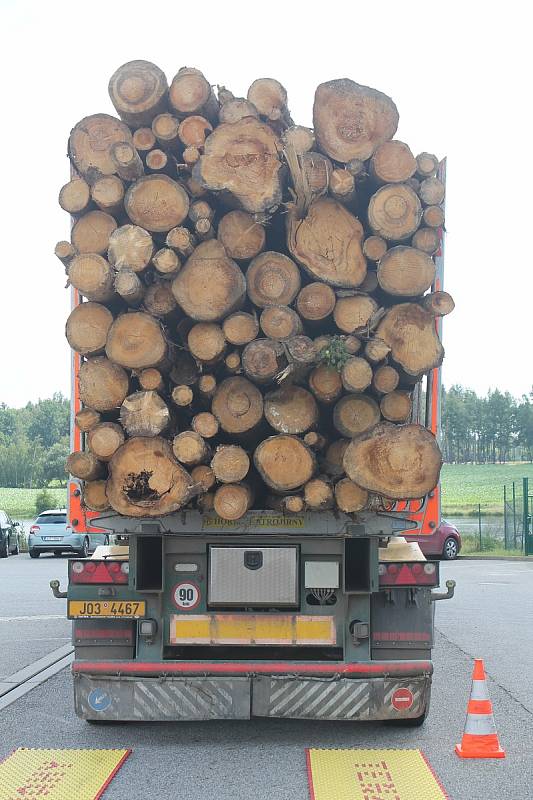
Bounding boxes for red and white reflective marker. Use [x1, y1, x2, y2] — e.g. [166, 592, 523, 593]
[392, 688, 414, 711]
[173, 582, 200, 610]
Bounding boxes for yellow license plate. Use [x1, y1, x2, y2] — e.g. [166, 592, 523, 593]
[68, 600, 146, 618]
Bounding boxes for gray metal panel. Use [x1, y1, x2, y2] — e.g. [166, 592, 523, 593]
[209, 546, 298, 606]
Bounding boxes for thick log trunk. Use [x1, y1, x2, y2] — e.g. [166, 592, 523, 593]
[364, 337, 391, 363]
[218, 211, 265, 261]
[341, 356, 373, 392]
[169, 67, 218, 122]
[242, 339, 286, 384]
[83, 480, 111, 512]
[420, 291, 455, 317]
[191, 412, 219, 439]
[377, 246, 435, 296]
[308, 364, 343, 404]
[304, 477, 334, 510]
[313, 79, 399, 162]
[66, 302, 113, 356]
[411, 227, 439, 255]
[188, 323, 226, 364]
[59, 177, 90, 214]
[120, 390, 170, 436]
[108, 60, 168, 127]
[106, 436, 195, 516]
[370, 140, 416, 183]
[114, 268, 145, 306]
[125, 175, 189, 233]
[110, 142, 144, 181]
[71, 211, 117, 255]
[191, 465, 216, 492]
[296, 282, 336, 322]
[172, 385, 194, 407]
[246, 251, 301, 308]
[260, 305, 302, 340]
[372, 365, 400, 394]
[91, 176, 125, 216]
[68, 254, 115, 302]
[422, 205, 445, 228]
[254, 435, 316, 491]
[172, 240, 246, 321]
[222, 312, 259, 346]
[153, 247, 181, 277]
[75, 407, 101, 432]
[333, 393, 381, 438]
[212, 377, 264, 434]
[211, 444, 250, 483]
[173, 431, 210, 466]
[322, 439, 349, 478]
[380, 390, 412, 422]
[213, 483, 253, 520]
[335, 479, 368, 512]
[415, 152, 439, 178]
[87, 422, 125, 461]
[247, 78, 291, 125]
[342, 422, 442, 500]
[264, 385, 318, 434]
[108, 224, 153, 271]
[144, 282, 178, 318]
[67, 451, 105, 481]
[368, 183, 422, 241]
[363, 235, 387, 261]
[152, 113, 180, 149]
[376, 303, 444, 378]
[166, 226, 196, 258]
[139, 368, 164, 392]
[68, 114, 133, 183]
[333, 295, 378, 333]
[106, 312, 167, 369]
[419, 176, 445, 206]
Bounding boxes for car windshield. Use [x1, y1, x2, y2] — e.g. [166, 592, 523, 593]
[36, 515, 66, 525]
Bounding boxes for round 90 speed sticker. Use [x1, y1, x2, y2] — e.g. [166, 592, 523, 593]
[173, 581, 201, 610]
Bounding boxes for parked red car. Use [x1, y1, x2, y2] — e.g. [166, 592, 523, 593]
[404, 520, 461, 560]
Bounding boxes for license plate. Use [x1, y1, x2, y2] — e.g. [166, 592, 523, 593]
[68, 600, 146, 618]
[43, 537, 62, 541]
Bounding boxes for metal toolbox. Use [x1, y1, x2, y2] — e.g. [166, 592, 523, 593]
[208, 546, 298, 607]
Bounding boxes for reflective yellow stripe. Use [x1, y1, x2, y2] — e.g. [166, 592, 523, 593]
[170, 614, 336, 645]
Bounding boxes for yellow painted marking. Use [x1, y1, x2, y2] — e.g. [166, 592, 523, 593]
[170, 614, 336, 645]
[307, 749, 447, 800]
[68, 600, 145, 618]
[0, 748, 130, 800]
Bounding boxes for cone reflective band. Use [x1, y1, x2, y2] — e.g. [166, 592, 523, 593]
[455, 658, 505, 758]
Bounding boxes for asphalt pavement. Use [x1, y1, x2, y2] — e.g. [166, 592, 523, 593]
[0, 557, 531, 800]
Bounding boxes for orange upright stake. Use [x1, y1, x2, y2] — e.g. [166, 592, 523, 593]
[455, 659, 505, 758]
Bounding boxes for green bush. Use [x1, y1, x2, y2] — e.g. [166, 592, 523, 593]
[35, 488, 56, 515]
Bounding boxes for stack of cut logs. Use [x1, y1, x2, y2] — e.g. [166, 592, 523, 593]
[59, 61, 452, 520]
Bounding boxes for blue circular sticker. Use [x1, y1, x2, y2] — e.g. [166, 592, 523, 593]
[88, 688, 112, 712]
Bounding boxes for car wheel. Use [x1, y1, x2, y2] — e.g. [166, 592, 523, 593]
[77, 537, 90, 558]
[0, 544, 8, 559]
[11, 543, 19, 556]
[442, 537, 458, 560]
[29, 549, 40, 559]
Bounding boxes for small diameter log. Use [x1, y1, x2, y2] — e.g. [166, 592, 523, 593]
[193, 117, 282, 214]
[197, 492, 215, 512]
[363, 236, 387, 262]
[71, 211, 117, 255]
[59, 177, 91, 214]
[368, 183, 422, 241]
[304, 477, 334, 510]
[87, 422, 125, 462]
[223, 312, 259, 346]
[108, 60, 168, 127]
[303, 432, 327, 451]
[68, 114, 133, 183]
[372, 365, 400, 394]
[120, 390, 170, 437]
[172, 240, 246, 321]
[198, 374, 217, 400]
[242, 339, 286, 384]
[218, 211, 266, 261]
[329, 169, 355, 203]
[106, 312, 167, 369]
[323, 439, 349, 478]
[333, 393, 381, 438]
[188, 323, 226, 364]
[420, 291, 455, 317]
[143, 282, 178, 318]
[211, 445, 250, 483]
[419, 177, 445, 206]
[288, 198, 366, 287]
[346, 158, 366, 177]
[191, 465, 216, 492]
[219, 98, 259, 124]
[133, 127, 156, 153]
[166, 227, 196, 258]
[212, 376, 264, 434]
[185, 176, 207, 197]
[108, 224, 153, 271]
[125, 175, 189, 233]
[377, 246, 435, 296]
[247, 78, 291, 123]
[145, 148, 172, 173]
[172, 385, 194, 407]
[79, 357, 129, 411]
[333, 295, 378, 334]
[67, 451, 105, 481]
[254, 435, 316, 492]
[189, 200, 214, 224]
[183, 146, 200, 167]
[192, 412, 219, 439]
[358, 271, 379, 293]
[376, 303, 444, 378]
[55, 241, 77, 266]
[308, 364, 343, 404]
[268, 495, 304, 514]
[265, 385, 318, 434]
[214, 483, 253, 521]
[114, 268, 145, 306]
[68, 254, 115, 302]
[110, 141, 144, 181]
[171, 351, 200, 386]
[364, 338, 391, 363]
[260, 305, 302, 340]
[370, 140, 416, 183]
[411, 227, 439, 255]
[83, 480, 110, 512]
[416, 152, 439, 178]
[343, 422, 442, 499]
[65, 301, 113, 356]
[152, 113, 180, 149]
[153, 247, 181, 277]
[285, 335, 316, 365]
[139, 368, 164, 392]
[169, 67, 218, 122]
[246, 251, 301, 308]
[91, 175, 125, 216]
[344, 335, 362, 355]
[281, 125, 315, 155]
[194, 218, 215, 241]
[380, 390, 412, 422]
[296, 283, 336, 322]
[341, 356, 373, 392]
[178, 115, 213, 147]
[106, 436, 195, 517]
[335, 479, 368, 513]
[313, 79, 399, 162]
[173, 431, 210, 466]
[75, 408, 101, 433]
[224, 352, 241, 374]
[423, 205, 445, 228]
[300, 151, 332, 198]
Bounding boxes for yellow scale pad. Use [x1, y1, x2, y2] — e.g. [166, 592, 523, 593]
[0, 748, 130, 800]
[307, 749, 448, 800]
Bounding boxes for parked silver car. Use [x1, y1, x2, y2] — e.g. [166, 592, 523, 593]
[0, 510, 20, 557]
[28, 509, 109, 558]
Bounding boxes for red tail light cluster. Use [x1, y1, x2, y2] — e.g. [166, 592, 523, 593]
[30, 525, 40, 534]
[378, 561, 439, 587]
[70, 560, 129, 584]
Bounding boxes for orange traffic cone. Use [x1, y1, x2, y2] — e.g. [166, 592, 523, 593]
[455, 658, 505, 758]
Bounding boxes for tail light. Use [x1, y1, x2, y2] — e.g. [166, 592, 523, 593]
[74, 619, 134, 645]
[69, 560, 129, 584]
[30, 525, 40, 534]
[378, 561, 439, 587]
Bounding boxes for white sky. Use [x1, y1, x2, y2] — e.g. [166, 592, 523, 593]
[0, 0, 531, 408]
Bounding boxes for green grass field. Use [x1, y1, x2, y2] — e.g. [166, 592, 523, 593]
[441, 463, 533, 515]
[0, 487, 67, 519]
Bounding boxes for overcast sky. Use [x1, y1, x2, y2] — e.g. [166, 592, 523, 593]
[0, 0, 530, 408]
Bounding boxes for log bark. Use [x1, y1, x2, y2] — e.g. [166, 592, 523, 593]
[370, 140, 416, 183]
[213, 483, 253, 520]
[333, 295, 378, 333]
[254, 435, 316, 491]
[247, 78, 291, 124]
[420, 291, 455, 317]
[166, 227, 196, 258]
[368, 183, 422, 241]
[114, 268, 145, 307]
[170, 350, 201, 386]
[211, 445, 250, 483]
[212, 376, 264, 434]
[341, 356, 373, 392]
[68, 114, 133, 183]
[139, 368, 164, 392]
[59, 177, 91, 214]
[422, 205, 445, 228]
[223, 311, 259, 345]
[187, 322, 226, 364]
[87, 422, 125, 461]
[108, 60, 168, 126]
[172, 385, 194, 407]
[169, 67, 218, 122]
[75, 407, 101, 432]
[143, 282, 178, 318]
[372, 365, 400, 394]
[377, 246, 435, 296]
[313, 79, 399, 162]
[55, 241, 77, 266]
[133, 127, 156, 153]
[419, 177, 445, 205]
[110, 142, 144, 181]
[108, 224, 153, 271]
[172, 431, 210, 466]
[335, 478, 368, 512]
[125, 175, 190, 233]
[376, 303, 444, 378]
[120, 390, 171, 437]
[83, 480, 111, 512]
[218, 211, 266, 261]
[333, 393, 381, 438]
[411, 227, 439, 255]
[192, 412, 219, 439]
[193, 117, 282, 214]
[415, 152, 439, 178]
[287, 198, 367, 287]
[106, 436, 195, 516]
[281, 125, 315, 154]
[219, 98, 259, 124]
[246, 251, 301, 308]
[191, 465, 216, 492]
[364, 337, 391, 363]
[358, 271, 379, 293]
[106, 312, 167, 369]
[323, 439, 349, 478]
[363, 235, 387, 261]
[71, 211, 117, 255]
[178, 115, 213, 147]
[172, 240, 246, 321]
[68, 254, 115, 302]
[79, 357, 129, 411]
[152, 113, 180, 149]
[264, 385, 318, 434]
[296, 282, 336, 322]
[308, 364, 343, 404]
[153, 247, 181, 277]
[65, 301, 113, 356]
[343, 422, 442, 499]
[304, 477, 334, 510]
[380, 390, 412, 422]
[67, 451, 105, 481]
[242, 339, 286, 384]
[260, 305, 302, 340]
[91, 175, 125, 216]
